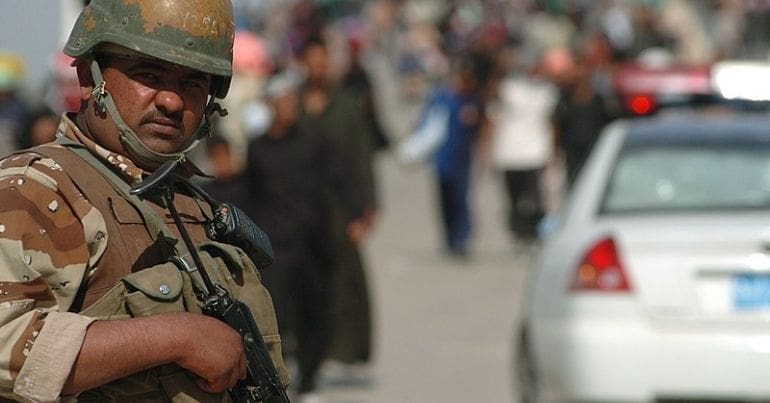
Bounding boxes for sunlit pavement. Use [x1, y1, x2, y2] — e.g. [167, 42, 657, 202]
[311, 154, 534, 403]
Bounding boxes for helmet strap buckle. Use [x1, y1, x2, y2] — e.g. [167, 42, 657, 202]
[92, 81, 109, 115]
[198, 101, 228, 139]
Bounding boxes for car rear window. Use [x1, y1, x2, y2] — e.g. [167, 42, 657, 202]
[601, 144, 770, 213]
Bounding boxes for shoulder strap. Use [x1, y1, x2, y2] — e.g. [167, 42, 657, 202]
[47, 137, 174, 242]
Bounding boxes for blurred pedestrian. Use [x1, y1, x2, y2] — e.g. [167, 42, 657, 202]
[0, 53, 30, 156]
[342, 19, 390, 153]
[296, 36, 378, 370]
[216, 30, 274, 172]
[245, 71, 363, 400]
[489, 48, 558, 242]
[200, 135, 252, 210]
[20, 107, 58, 148]
[407, 52, 489, 257]
[552, 53, 614, 188]
[17, 52, 81, 150]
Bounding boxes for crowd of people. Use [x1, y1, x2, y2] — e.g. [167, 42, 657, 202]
[206, 1, 770, 397]
[203, 35, 381, 399]
[2, 0, 770, 401]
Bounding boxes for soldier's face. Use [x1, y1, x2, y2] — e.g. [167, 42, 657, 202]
[82, 55, 212, 156]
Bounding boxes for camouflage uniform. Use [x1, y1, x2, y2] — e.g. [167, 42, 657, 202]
[0, 114, 288, 402]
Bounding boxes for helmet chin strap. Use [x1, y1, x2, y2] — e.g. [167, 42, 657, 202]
[88, 58, 226, 171]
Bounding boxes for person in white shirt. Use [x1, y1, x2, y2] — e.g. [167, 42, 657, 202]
[489, 49, 559, 241]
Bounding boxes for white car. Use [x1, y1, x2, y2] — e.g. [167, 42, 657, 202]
[518, 111, 770, 403]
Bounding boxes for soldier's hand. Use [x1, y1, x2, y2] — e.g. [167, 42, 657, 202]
[175, 314, 248, 393]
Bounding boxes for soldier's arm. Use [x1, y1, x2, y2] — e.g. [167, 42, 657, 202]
[62, 312, 247, 394]
[0, 155, 248, 399]
[0, 156, 103, 402]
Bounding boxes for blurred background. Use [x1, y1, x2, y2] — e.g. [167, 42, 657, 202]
[4, 1, 770, 402]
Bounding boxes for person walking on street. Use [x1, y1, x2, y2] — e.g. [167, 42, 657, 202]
[552, 54, 614, 188]
[0, 1, 289, 401]
[409, 54, 489, 257]
[489, 49, 558, 242]
[297, 36, 378, 369]
[246, 72, 364, 400]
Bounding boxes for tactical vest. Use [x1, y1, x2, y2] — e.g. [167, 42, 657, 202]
[31, 145, 289, 402]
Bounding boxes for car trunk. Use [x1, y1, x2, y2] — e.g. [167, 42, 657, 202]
[600, 213, 770, 324]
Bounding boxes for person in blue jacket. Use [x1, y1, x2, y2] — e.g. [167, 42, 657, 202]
[415, 53, 490, 257]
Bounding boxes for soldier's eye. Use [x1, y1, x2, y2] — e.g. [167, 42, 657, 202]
[134, 72, 159, 83]
[182, 79, 205, 90]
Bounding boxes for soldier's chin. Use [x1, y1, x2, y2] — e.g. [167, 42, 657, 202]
[127, 141, 184, 171]
[141, 136, 185, 155]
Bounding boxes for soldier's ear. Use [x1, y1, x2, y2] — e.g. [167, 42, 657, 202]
[74, 58, 95, 101]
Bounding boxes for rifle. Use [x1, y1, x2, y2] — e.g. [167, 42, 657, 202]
[131, 159, 290, 403]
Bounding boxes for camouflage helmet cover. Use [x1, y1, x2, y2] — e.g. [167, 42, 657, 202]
[64, 0, 234, 98]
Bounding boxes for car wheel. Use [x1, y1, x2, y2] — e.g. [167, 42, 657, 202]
[516, 324, 538, 403]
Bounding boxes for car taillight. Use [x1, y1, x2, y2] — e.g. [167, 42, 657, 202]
[626, 94, 656, 116]
[570, 237, 632, 292]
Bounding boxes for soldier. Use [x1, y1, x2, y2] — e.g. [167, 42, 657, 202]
[0, 1, 289, 402]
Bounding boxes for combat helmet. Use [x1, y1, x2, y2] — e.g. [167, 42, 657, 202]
[65, 0, 234, 98]
[63, 0, 235, 169]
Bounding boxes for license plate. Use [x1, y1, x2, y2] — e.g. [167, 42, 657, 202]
[733, 274, 770, 310]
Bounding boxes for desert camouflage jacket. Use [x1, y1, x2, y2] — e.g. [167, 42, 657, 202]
[0, 114, 157, 402]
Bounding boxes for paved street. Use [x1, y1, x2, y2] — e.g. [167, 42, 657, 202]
[315, 153, 535, 403]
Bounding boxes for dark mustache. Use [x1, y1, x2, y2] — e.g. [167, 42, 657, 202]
[141, 111, 182, 129]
